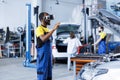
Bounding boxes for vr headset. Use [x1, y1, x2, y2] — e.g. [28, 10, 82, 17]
[44, 15, 54, 20]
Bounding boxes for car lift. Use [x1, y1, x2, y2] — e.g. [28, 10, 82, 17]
[23, 3, 36, 68]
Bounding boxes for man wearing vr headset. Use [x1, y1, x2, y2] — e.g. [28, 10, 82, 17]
[36, 12, 60, 80]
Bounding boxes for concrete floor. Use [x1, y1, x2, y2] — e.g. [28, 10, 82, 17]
[0, 58, 74, 80]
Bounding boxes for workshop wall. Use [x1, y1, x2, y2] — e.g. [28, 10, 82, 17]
[0, 0, 31, 31]
[0, 0, 119, 41]
[41, 0, 83, 29]
[0, 0, 83, 32]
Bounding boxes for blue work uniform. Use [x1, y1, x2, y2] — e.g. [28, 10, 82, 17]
[36, 25, 52, 80]
[98, 32, 106, 55]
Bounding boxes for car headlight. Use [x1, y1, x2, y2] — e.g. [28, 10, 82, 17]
[78, 62, 108, 80]
[79, 68, 108, 80]
[94, 69, 108, 77]
[80, 68, 108, 80]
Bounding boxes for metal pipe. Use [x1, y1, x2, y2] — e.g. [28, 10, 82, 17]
[83, 0, 87, 44]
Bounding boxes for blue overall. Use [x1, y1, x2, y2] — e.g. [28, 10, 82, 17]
[98, 38, 106, 55]
[37, 39, 52, 80]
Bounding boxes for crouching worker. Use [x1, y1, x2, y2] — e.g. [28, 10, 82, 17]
[63, 32, 82, 71]
[35, 12, 60, 80]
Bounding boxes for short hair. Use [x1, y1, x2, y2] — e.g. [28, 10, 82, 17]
[39, 12, 49, 21]
[70, 31, 75, 38]
[70, 31, 74, 34]
[99, 26, 104, 31]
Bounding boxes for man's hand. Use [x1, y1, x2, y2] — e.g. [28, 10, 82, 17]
[92, 43, 98, 46]
[53, 22, 60, 31]
[40, 22, 60, 42]
[92, 44, 94, 46]
[92, 43, 96, 46]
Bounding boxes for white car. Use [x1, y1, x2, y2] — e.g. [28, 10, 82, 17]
[111, 2, 120, 11]
[78, 53, 120, 80]
[116, 2, 120, 8]
[52, 23, 81, 58]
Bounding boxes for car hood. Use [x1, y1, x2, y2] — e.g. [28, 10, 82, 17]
[57, 31, 70, 36]
[96, 61, 120, 69]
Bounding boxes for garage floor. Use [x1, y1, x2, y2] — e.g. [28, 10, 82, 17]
[0, 58, 74, 80]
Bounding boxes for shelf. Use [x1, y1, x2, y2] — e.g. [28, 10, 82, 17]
[7, 35, 21, 57]
[9, 47, 20, 49]
[10, 39, 20, 42]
